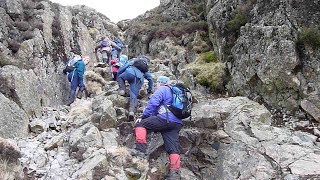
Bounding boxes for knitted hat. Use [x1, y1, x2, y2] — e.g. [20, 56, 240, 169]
[157, 76, 170, 84]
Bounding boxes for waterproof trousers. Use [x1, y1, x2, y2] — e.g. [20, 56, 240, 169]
[135, 116, 182, 170]
[68, 71, 85, 91]
[67, 71, 85, 105]
[117, 71, 143, 113]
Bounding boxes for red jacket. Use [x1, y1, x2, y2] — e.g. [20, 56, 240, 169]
[110, 59, 119, 72]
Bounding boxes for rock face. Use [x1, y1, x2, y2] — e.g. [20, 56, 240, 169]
[207, 0, 320, 115]
[0, 93, 28, 138]
[0, 0, 319, 179]
[14, 95, 320, 179]
[123, 0, 209, 78]
[0, 0, 121, 137]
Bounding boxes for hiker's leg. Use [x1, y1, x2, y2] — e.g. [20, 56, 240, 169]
[77, 76, 85, 99]
[128, 78, 143, 113]
[67, 90, 76, 106]
[67, 74, 78, 105]
[161, 123, 182, 172]
[117, 72, 129, 92]
[136, 116, 168, 131]
[106, 51, 112, 64]
[67, 72, 73, 82]
[101, 51, 108, 63]
[112, 72, 117, 81]
[117, 72, 135, 96]
[134, 116, 164, 153]
[134, 127, 147, 153]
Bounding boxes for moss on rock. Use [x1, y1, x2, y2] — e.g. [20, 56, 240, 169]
[185, 52, 226, 92]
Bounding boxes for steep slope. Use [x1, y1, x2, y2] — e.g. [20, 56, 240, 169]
[0, 0, 122, 137]
[207, 0, 320, 119]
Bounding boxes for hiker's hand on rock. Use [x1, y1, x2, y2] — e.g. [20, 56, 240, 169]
[135, 118, 142, 124]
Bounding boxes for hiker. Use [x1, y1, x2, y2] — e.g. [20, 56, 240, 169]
[63, 54, 90, 106]
[94, 37, 121, 64]
[116, 55, 153, 119]
[113, 38, 126, 58]
[111, 48, 118, 60]
[110, 54, 128, 81]
[132, 76, 182, 180]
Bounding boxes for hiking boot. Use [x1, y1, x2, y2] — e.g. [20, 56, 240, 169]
[118, 90, 125, 96]
[165, 169, 181, 180]
[128, 111, 134, 121]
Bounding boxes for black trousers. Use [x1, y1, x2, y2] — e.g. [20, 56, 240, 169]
[135, 116, 182, 154]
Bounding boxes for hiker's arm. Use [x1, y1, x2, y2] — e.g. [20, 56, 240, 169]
[111, 41, 121, 50]
[63, 65, 73, 74]
[142, 88, 163, 118]
[144, 72, 153, 93]
[62, 67, 68, 74]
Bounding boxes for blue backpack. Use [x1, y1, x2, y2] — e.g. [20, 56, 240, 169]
[167, 83, 192, 119]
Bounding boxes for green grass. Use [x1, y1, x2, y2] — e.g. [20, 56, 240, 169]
[185, 54, 226, 92]
[298, 27, 320, 49]
[200, 51, 218, 63]
[226, 9, 247, 33]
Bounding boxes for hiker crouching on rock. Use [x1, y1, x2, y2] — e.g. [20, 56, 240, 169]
[132, 76, 182, 180]
[63, 54, 90, 106]
[116, 55, 153, 120]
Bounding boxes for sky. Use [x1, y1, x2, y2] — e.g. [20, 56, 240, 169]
[50, 0, 160, 23]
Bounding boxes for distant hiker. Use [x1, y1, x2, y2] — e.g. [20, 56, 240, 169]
[63, 54, 90, 106]
[116, 55, 153, 119]
[94, 37, 121, 64]
[132, 76, 193, 180]
[111, 48, 118, 60]
[112, 38, 126, 58]
[110, 55, 128, 81]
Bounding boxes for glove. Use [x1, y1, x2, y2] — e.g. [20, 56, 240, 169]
[63, 69, 67, 75]
[135, 118, 142, 124]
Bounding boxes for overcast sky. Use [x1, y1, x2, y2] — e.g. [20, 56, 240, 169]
[50, 0, 160, 23]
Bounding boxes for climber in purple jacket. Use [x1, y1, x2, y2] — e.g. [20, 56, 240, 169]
[133, 75, 182, 180]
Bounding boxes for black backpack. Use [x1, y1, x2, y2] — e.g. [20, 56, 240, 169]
[132, 57, 149, 73]
[167, 83, 192, 119]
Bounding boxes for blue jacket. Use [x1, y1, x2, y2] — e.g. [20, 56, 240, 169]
[64, 59, 85, 80]
[142, 86, 182, 124]
[75, 60, 85, 80]
[117, 60, 153, 93]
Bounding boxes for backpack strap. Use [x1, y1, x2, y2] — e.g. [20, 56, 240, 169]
[163, 85, 173, 123]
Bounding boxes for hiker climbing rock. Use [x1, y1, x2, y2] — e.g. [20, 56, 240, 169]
[63, 53, 90, 106]
[112, 38, 126, 59]
[94, 36, 121, 64]
[116, 55, 153, 120]
[132, 76, 192, 180]
[110, 54, 128, 81]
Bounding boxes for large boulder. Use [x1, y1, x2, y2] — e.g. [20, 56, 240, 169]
[0, 93, 28, 138]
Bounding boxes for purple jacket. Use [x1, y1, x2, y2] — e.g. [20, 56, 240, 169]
[142, 86, 182, 124]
